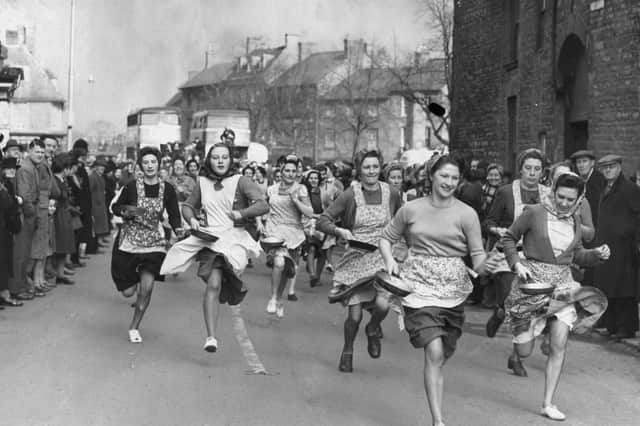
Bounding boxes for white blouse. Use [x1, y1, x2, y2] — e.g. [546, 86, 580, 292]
[547, 214, 575, 257]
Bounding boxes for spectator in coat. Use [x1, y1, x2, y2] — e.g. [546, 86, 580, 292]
[51, 153, 77, 285]
[89, 159, 110, 250]
[0, 157, 23, 307]
[68, 139, 92, 265]
[571, 150, 606, 229]
[593, 154, 640, 339]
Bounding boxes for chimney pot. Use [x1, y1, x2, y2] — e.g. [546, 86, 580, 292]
[298, 42, 302, 63]
[246, 37, 250, 55]
[285, 33, 288, 46]
[343, 38, 348, 55]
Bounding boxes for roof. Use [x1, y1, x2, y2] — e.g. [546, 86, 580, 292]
[179, 62, 235, 89]
[166, 91, 182, 107]
[272, 50, 346, 87]
[5, 45, 65, 103]
[322, 63, 445, 101]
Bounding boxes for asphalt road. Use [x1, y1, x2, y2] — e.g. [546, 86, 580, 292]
[1, 250, 639, 426]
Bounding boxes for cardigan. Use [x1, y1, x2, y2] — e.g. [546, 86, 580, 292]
[182, 175, 269, 227]
[316, 183, 402, 236]
[502, 204, 600, 269]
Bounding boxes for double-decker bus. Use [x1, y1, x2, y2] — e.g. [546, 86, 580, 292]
[189, 109, 250, 159]
[126, 107, 181, 158]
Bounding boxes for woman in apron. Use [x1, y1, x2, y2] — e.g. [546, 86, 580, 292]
[502, 172, 609, 421]
[380, 155, 486, 426]
[484, 148, 549, 377]
[316, 150, 402, 373]
[111, 147, 183, 344]
[261, 155, 313, 317]
[160, 142, 268, 352]
[302, 169, 327, 288]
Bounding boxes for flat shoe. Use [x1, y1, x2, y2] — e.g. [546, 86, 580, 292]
[13, 292, 34, 301]
[541, 405, 566, 421]
[56, 277, 75, 285]
[365, 324, 382, 359]
[128, 329, 142, 343]
[287, 294, 298, 301]
[338, 353, 353, 373]
[32, 290, 46, 298]
[507, 355, 528, 377]
[0, 297, 24, 307]
[204, 337, 218, 353]
[486, 307, 505, 338]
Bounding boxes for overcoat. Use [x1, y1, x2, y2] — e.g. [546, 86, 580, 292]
[89, 170, 109, 235]
[0, 182, 21, 291]
[51, 176, 76, 254]
[594, 174, 640, 299]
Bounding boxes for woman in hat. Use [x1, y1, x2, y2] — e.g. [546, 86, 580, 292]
[261, 155, 313, 316]
[502, 172, 609, 421]
[316, 149, 402, 373]
[483, 148, 550, 377]
[185, 158, 200, 180]
[68, 140, 92, 266]
[111, 147, 183, 343]
[160, 142, 268, 352]
[379, 155, 485, 426]
[0, 157, 23, 307]
[301, 168, 326, 287]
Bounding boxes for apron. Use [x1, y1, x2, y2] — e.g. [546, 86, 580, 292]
[119, 179, 166, 251]
[333, 182, 390, 298]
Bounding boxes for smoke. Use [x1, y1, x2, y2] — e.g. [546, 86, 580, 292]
[9, 0, 428, 133]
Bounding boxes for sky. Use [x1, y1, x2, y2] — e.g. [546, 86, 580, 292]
[6, 0, 431, 133]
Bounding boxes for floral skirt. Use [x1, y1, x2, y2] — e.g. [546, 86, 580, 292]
[333, 247, 385, 306]
[505, 260, 608, 344]
[266, 245, 302, 279]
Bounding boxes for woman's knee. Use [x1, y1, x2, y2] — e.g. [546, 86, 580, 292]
[206, 269, 222, 291]
[272, 255, 286, 269]
[424, 339, 445, 366]
[514, 341, 534, 358]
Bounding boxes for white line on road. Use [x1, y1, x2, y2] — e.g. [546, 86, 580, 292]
[229, 304, 275, 375]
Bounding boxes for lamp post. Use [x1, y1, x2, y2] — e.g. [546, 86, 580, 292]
[66, 0, 76, 150]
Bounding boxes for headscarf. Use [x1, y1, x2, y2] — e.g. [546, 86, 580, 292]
[199, 142, 236, 190]
[541, 171, 585, 219]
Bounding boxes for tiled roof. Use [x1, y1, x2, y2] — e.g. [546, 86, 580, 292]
[272, 51, 346, 87]
[179, 62, 235, 89]
[6, 45, 65, 103]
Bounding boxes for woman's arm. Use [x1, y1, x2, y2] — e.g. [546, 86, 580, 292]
[111, 181, 133, 217]
[379, 205, 409, 275]
[291, 184, 314, 218]
[181, 178, 202, 226]
[236, 176, 269, 218]
[316, 189, 354, 240]
[502, 206, 533, 270]
[579, 200, 595, 243]
[163, 183, 183, 232]
[462, 209, 487, 274]
[484, 186, 508, 237]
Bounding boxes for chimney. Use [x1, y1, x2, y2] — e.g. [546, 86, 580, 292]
[414, 51, 421, 67]
[285, 33, 289, 46]
[298, 42, 302, 63]
[246, 37, 250, 55]
[188, 70, 199, 80]
[343, 38, 348, 55]
[363, 42, 367, 54]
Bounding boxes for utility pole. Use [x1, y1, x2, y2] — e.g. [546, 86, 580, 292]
[66, 0, 76, 150]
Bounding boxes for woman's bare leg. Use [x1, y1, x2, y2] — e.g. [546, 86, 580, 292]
[543, 320, 570, 408]
[204, 269, 222, 338]
[424, 337, 446, 426]
[129, 271, 154, 331]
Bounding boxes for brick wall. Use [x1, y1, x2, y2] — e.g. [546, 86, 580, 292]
[452, 0, 640, 174]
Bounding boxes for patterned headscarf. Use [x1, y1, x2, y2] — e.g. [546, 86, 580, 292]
[541, 171, 585, 219]
[199, 142, 236, 190]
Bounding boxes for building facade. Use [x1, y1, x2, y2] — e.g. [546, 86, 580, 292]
[451, 0, 640, 173]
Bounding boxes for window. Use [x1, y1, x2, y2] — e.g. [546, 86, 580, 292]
[5, 30, 18, 45]
[504, 0, 519, 67]
[399, 97, 406, 117]
[365, 129, 378, 150]
[324, 129, 336, 149]
[400, 126, 406, 149]
[507, 96, 517, 171]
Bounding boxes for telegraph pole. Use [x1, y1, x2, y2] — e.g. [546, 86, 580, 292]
[66, 0, 76, 149]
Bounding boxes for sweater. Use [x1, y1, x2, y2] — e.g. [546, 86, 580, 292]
[502, 204, 600, 269]
[382, 197, 484, 259]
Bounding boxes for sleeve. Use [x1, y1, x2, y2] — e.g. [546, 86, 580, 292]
[484, 186, 507, 231]
[16, 168, 37, 218]
[111, 181, 134, 217]
[381, 204, 408, 243]
[163, 183, 182, 230]
[579, 200, 595, 243]
[237, 176, 269, 218]
[389, 188, 403, 215]
[316, 189, 352, 236]
[629, 184, 640, 245]
[182, 178, 202, 223]
[502, 206, 534, 269]
[571, 235, 602, 267]
[461, 208, 485, 259]
[1, 188, 21, 234]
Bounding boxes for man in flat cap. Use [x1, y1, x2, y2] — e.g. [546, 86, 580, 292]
[571, 150, 606, 228]
[593, 154, 640, 339]
[2, 139, 23, 165]
[88, 158, 110, 252]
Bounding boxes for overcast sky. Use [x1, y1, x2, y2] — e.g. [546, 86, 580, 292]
[11, 0, 431, 133]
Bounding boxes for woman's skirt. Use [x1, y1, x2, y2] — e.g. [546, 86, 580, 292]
[111, 233, 166, 292]
[264, 223, 306, 279]
[403, 304, 465, 358]
[266, 246, 302, 279]
[332, 247, 385, 306]
[160, 227, 261, 305]
[504, 259, 608, 344]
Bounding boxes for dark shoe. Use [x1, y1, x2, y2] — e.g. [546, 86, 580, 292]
[0, 297, 24, 307]
[13, 292, 34, 301]
[338, 353, 353, 373]
[365, 323, 382, 359]
[508, 355, 528, 377]
[310, 277, 320, 288]
[486, 307, 505, 338]
[287, 294, 298, 301]
[615, 331, 636, 340]
[35, 284, 51, 293]
[56, 277, 75, 285]
[73, 261, 87, 268]
[64, 268, 76, 276]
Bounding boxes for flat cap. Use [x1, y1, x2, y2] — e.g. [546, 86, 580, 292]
[597, 154, 622, 166]
[93, 158, 108, 168]
[2, 139, 20, 151]
[570, 149, 595, 160]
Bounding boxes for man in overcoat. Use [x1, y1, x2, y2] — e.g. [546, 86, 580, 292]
[593, 154, 640, 339]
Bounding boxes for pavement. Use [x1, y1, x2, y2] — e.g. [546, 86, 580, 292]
[1, 250, 639, 426]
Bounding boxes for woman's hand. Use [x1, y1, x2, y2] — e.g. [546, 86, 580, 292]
[189, 217, 200, 231]
[492, 227, 508, 238]
[513, 262, 532, 281]
[595, 244, 610, 260]
[256, 219, 265, 236]
[228, 210, 242, 221]
[335, 227, 354, 241]
[384, 258, 400, 276]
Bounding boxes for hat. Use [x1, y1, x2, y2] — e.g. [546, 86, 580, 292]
[73, 138, 89, 151]
[2, 139, 20, 152]
[93, 159, 108, 168]
[570, 150, 595, 160]
[1, 157, 18, 169]
[597, 154, 622, 166]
